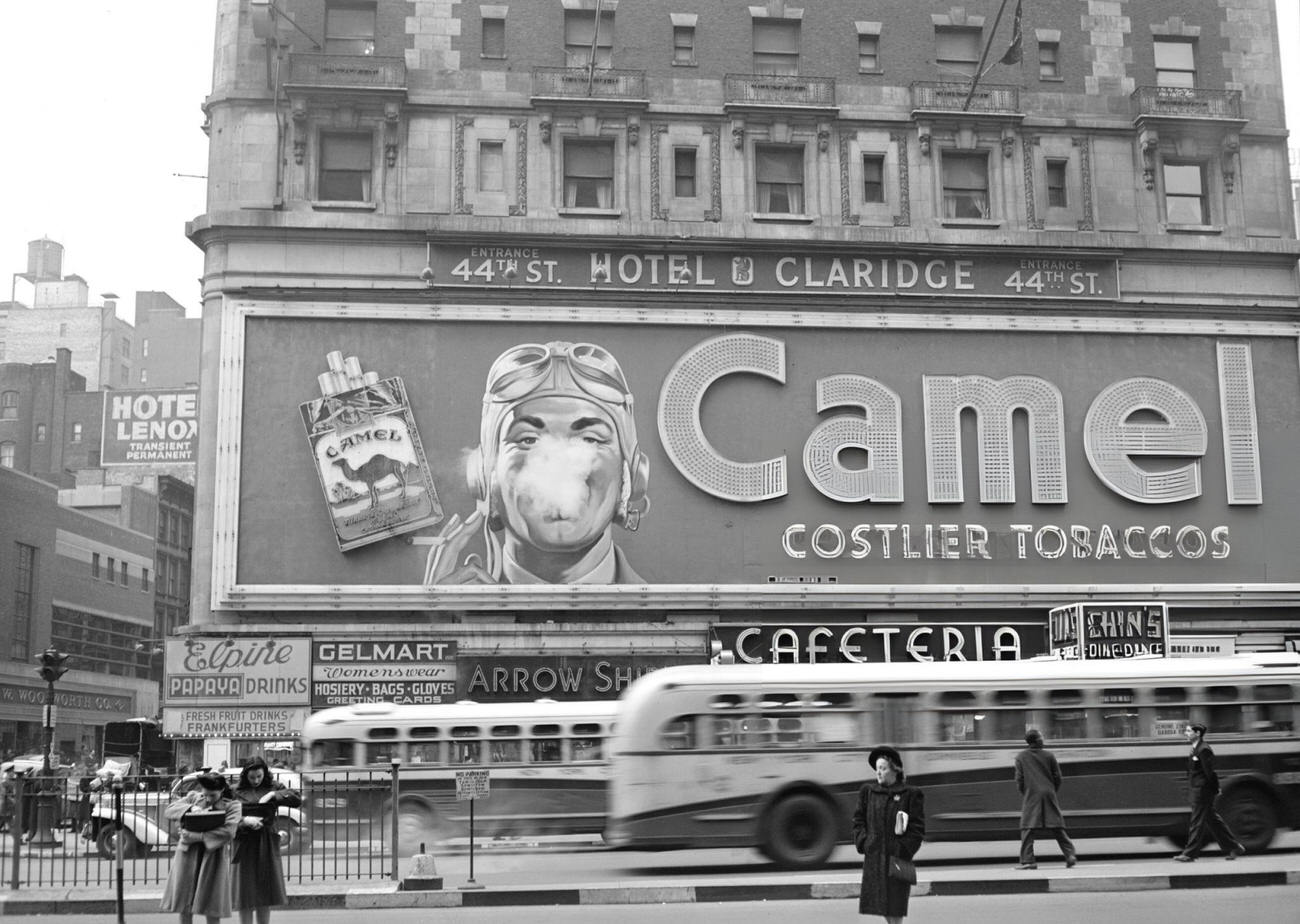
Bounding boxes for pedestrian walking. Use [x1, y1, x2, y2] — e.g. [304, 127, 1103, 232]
[1013, 728, 1077, 869]
[231, 756, 302, 924]
[852, 745, 925, 924]
[161, 772, 241, 923]
[1174, 723, 1245, 861]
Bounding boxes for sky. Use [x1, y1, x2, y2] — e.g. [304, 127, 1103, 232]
[0, 1, 1296, 327]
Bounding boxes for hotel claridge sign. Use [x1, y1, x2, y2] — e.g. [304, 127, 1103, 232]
[172, 0, 1299, 742]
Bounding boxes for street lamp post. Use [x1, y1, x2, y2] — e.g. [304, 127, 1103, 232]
[29, 647, 70, 848]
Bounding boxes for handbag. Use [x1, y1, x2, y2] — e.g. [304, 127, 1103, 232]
[888, 856, 917, 884]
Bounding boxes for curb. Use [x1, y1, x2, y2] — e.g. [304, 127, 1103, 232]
[2, 868, 1297, 914]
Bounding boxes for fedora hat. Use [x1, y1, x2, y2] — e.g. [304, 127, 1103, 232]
[868, 746, 903, 770]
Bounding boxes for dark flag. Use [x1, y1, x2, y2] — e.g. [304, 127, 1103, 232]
[1000, 0, 1024, 65]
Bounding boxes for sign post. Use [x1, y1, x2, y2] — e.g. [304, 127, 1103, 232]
[454, 769, 489, 889]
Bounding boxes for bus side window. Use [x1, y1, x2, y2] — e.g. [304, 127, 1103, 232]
[366, 728, 399, 765]
[803, 712, 857, 745]
[713, 717, 741, 748]
[1101, 688, 1139, 738]
[571, 723, 606, 761]
[490, 725, 522, 763]
[1047, 689, 1087, 740]
[1252, 684, 1295, 733]
[659, 716, 696, 750]
[530, 724, 562, 763]
[1152, 687, 1189, 737]
[315, 740, 355, 767]
[874, 692, 918, 744]
[1206, 686, 1242, 734]
[992, 690, 1030, 740]
[450, 726, 481, 765]
[937, 691, 981, 743]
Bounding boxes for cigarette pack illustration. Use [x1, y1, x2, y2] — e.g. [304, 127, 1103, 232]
[300, 352, 443, 551]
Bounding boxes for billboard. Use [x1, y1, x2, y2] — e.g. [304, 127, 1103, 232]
[213, 299, 1300, 610]
[311, 638, 458, 708]
[1048, 602, 1169, 660]
[165, 637, 311, 706]
[101, 388, 199, 464]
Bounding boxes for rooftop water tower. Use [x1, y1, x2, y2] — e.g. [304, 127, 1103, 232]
[26, 237, 63, 281]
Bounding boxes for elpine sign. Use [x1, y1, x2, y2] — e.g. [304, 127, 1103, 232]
[311, 639, 458, 708]
[220, 302, 1300, 608]
[715, 622, 1046, 664]
[165, 637, 310, 706]
[101, 389, 199, 465]
[432, 245, 1118, 300]
[1048, 602, 1169, 660]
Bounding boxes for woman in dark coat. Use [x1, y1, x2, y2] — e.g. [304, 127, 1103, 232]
[161, 772, 242, 923]
[231, 756, 302, 924]
[852, 746, 925, 923]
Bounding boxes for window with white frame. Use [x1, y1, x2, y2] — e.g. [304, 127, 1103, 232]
[564, 9, 614, 68]
[0, 391, 16, 420]
[674, 147, 698, 198]
[563, 139, 615, 208]
[858, 34, 880, 72]
[478, 141, 505, 192]
[1039, 41, 1060, 79]
[1163, 162, 1207, 224]
[753, 19, 799, 75]
[673, 25, 695, 65]
[0, 442, 14, 468]
[862, 154, 885, 203]
[325, 2, 376, 56]
[1046, 159, 1068, 207]
[942, 152, 990, 219]
[1154, 39, 1196, 88]
[482, 16, 505, 57]
[936, 27, 981, 78]
[319, 132, 373, 201]
[71, 422, 83, 442]
[35, 423, 46, 442]
[755, 145, 804, 214]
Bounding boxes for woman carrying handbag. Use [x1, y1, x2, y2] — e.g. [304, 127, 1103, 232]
[852, 746, 926, 924]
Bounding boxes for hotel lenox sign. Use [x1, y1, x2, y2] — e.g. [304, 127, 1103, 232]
[216, 301, 1300, 610]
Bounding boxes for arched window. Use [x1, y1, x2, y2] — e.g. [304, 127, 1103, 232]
[0, 391, 17, 419]
[0, 442, 15, 468]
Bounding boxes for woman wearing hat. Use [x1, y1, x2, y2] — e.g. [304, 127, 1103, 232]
[161, 772, 242, 923]
[852, 746, 925, 923]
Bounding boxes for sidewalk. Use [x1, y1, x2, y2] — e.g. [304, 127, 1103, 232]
[2, 852, 1297, 915]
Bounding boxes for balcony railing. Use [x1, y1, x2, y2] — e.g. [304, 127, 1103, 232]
[286, 53, 406, 91]
[531, 67, 647, 100]
[724, 74, 836, 108]
[911, 81, 1020, 115]
[1131, 86, 1242, 120]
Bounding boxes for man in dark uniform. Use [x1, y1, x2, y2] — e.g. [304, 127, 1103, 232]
[1174, 723, 1246, 861]
[1013, 728, 1077, 869]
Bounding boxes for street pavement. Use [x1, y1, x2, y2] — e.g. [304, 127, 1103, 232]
[1, 842, 1296, 916]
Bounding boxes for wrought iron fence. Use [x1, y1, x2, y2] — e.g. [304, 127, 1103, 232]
[531, 66, 647, 99]
[724, 73, 836, 107]
[911, 80, 1020, 114]
[1131, 86, 1242, 120]
[0, 770, 398, 890]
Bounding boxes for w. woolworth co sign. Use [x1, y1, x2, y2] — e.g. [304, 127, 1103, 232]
[219, 300, 1298, 608]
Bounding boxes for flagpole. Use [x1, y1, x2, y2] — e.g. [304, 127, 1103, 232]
[963, 0, 1012, 111]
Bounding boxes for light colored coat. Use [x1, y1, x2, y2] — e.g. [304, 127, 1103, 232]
[160, 792, 241, 917]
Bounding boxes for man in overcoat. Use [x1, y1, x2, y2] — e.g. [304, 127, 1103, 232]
[1013, 728, 1077, 869]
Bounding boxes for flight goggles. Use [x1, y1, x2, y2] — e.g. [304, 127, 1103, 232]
[484, 341, 633, 409]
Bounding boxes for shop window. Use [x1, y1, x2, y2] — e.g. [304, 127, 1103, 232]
[936, 27, 981, 78]
[0, 392, 17, 420]
[1164, 162, 1207, 224]
[1046, 159, 1068, 207]
[478, 141, 504, 192]
[862, 154, 885, 203]
[673, 25, 696, 65]
[481, 15, 505, 58]
[1154, 38, 1196, 88]
[753, 19, 799, 75]
[942, 152, 990, 219]
[1039, 41, 1060, 79]
[755, 145, 804, 214]
[674, 147, 698, 198]
[564, 8, 614, 68]
[858, 33, 880, 72]
[325, 2, 376, 56]
[563, 139, 615, 209]
[319, 133, 373, 202]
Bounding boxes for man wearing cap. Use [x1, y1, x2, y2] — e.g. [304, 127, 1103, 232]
[1014, 729, 1077, 869]
[425, 340, 648, 585]
[1173, 723, 1245, 861]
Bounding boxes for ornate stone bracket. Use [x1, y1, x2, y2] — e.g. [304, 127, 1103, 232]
[839, 133, 858, 226]
[1140, 128, 1159, 191]
[539, 119, 552, 144]
[732, 120, 745, 149]
[890, 131, 911, 227]
[1074, 136, 1095, 231]
[705, 125, 722, 222]
[1001, 134, 1015, 158]
[628, 122, 640, 147]
[918, 127, 931, 157]
[818, 125, 830, 153]
[1022, 136, 1041, 230]
[383, 101, 400, 166]
[291, 97, 308, 165]
[1221, 133, 1239, 194]
[509, 118, 529, 216]
[453, 115, 473, 214]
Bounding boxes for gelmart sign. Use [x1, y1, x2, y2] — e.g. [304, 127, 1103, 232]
[223, 305, 1300, 607]
[101, 388, 199, 464]
[311, 638, 458, 708]
[432, 245, 1118, 300]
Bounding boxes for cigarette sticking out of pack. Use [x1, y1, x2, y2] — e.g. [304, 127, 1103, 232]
[317, 352, 381, 396]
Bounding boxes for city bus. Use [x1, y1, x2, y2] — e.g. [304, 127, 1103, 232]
[299, 699, 616, 854]
[603, 653, 1300, 869]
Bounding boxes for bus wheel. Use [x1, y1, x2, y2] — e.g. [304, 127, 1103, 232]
[96, 825, 146, 860]
[763, 793, 837, 870]
[392, 803, 438, 858]
[1219, 787, 1277, 852]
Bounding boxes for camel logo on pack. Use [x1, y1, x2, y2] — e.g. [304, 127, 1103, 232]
[300, 352, 443, 551]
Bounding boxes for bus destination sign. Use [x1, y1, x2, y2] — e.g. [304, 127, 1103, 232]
[1049, 602, 1169, 660]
